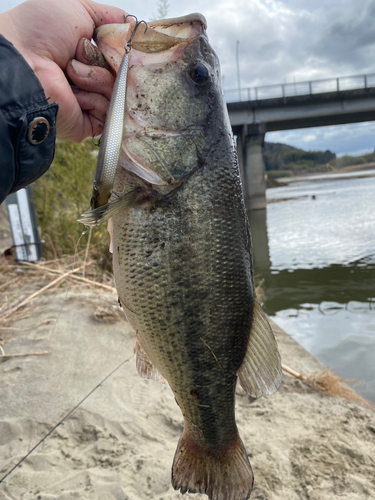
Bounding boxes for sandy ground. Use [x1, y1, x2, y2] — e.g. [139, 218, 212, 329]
[0, 288, 374, 500]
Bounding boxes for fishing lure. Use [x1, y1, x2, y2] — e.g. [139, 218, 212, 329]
[89, 18, 147, 212]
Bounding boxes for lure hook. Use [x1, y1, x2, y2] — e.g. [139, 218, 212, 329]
[92, 135, 101, 147]
[124, 14, 137, 23]
[124, 18, 148, 53]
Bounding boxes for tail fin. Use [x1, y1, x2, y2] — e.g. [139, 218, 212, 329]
[172, 430, 253, 500]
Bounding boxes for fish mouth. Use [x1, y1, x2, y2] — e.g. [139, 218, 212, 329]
[146, 13, 207, 37]
[94, 14, 208, 71]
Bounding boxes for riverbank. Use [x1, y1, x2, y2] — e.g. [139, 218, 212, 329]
[0, 283, 374, 500]
[274, 165, 375, 186]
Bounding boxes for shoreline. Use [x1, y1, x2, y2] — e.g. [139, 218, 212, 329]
[0, 288, 374, 500]
[273, 164, 375, 186]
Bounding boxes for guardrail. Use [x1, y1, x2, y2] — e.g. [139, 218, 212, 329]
[224, 73, 375, 103]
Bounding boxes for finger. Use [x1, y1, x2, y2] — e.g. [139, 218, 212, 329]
[55, 96, 100, 143]
[68, 59, 114, 100]
[33, 57, 105, 142]
[60, 112, 104, 142]
[76, 37, 111, 70]
[83, 0, 129, 27]
[86, 114, 105, 138]
[54, 81, 108, 141]
[72, 88, 109, 124]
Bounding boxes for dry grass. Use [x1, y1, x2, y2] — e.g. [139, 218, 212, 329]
[0, 255, 116, 350]
[282, 363, 373, 409]
[255, 278, 265, 306]
[304, 369, 372, 408]
[31, 140, 110, 260]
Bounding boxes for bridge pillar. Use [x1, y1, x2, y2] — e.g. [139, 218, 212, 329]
[236, 126, 266, 210]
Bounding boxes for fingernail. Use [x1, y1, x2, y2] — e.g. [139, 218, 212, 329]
[83, 39, 110, 70]
[71, 59, 94, 78]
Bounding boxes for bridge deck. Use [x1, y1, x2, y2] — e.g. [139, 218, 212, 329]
[228, 87, 375, 134]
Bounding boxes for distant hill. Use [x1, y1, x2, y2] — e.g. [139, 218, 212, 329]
[263, 142, 375, 178]
[263, 142, 336, 177]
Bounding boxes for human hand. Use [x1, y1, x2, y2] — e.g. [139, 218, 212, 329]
[0, 0, 128, 142]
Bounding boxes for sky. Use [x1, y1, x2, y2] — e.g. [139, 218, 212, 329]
[1, 0, 375, 156]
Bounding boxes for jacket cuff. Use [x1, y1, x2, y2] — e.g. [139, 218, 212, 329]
[14, 102, 58, 191]
[0, 34, 58, 199]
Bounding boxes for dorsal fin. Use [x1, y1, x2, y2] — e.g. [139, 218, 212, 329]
[237, 301, 282, 398]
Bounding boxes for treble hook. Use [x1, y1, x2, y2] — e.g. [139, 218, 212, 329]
[123, 15, 148, 53]
[124, 14, 137, 23]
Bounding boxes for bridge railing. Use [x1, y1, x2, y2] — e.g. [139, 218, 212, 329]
[224, 73, 375, 103]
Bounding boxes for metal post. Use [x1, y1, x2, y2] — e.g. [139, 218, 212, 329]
[365, 75, 368, 89]
[309, 81, 312, 94]
[236, 41, 241, 101]
[255, 87, 258, 101]
[336, 78, 340, 91]
[6, 186, 42, 261]
[247, 88, 251, 101]
[282, 84, 285, 98]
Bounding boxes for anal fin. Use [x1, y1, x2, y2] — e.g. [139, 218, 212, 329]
[135, 337, 167, 385]
[237, 300, 282, 398]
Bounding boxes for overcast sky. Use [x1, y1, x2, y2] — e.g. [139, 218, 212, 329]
[1, 0, 375, 156]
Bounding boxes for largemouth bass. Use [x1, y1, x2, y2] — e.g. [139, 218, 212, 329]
[90, 14, 282, 500]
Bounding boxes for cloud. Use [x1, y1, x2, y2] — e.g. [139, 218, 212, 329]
[203, 0, 375, 89]
[2, 0, 375, 156]
[301, 134, 317, 143]
[312, 0, 375, 74]
[2, 0, 374, 88]
[267, 122, 375, 156]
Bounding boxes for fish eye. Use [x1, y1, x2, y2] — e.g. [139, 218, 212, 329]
[189, 63, 210, 85]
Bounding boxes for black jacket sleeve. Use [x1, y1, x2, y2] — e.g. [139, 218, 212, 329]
[0, 34, 58, 204]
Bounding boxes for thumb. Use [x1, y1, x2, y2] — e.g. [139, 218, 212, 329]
[84, 0, 129, 27]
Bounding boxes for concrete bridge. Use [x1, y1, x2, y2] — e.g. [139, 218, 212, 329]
[226, 73, 375, 209]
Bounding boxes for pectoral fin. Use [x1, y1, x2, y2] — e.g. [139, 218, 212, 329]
[135, 338, 167, 385]
[237, 301, 282, 398]
[78, 188, 142, 227]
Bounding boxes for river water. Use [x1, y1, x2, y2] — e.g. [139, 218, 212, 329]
[247, 171, 375, 404]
